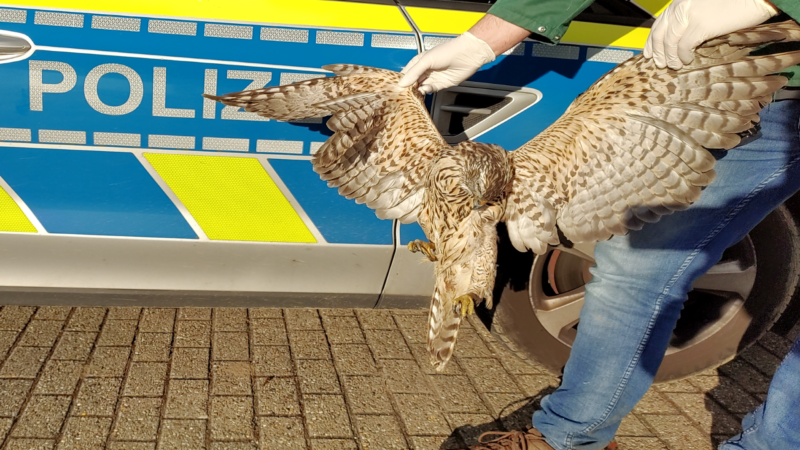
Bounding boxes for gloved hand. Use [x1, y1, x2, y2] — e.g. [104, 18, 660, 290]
[398, 31, 496, 94]
[643, 0, 779, 70]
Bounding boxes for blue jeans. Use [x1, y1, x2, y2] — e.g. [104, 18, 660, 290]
[532, 99, 800, 450]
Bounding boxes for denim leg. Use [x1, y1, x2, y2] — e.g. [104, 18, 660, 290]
[719, 335, 800, 450]
[533, 100, 800, 450]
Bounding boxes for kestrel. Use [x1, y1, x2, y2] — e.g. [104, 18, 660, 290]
[205, 21, 800, 371]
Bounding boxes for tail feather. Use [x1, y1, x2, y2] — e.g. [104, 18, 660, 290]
[427, 286, 462, 373]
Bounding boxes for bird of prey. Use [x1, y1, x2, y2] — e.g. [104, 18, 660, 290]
[204, 21, 800, 371]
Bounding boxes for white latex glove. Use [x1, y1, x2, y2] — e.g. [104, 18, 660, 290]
[643, 0, 779, 70]
[398, 31, 496, 94]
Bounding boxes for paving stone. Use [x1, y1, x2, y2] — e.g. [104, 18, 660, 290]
[394, 393, 451, 436]
[97, 321, 138, 347]
[57, 416, 112, 450]
[0, 329, 17, 359]
[330, 344, 377, 376]
[354, 414, 408, 449]
[758, 331, 793, 357]
[409, 436, 464, 450]
[653, 378, 699, 393]
[158, 419, 206, 450]
[106, 307, 141, 321]
[452, 330, 493, 358]
[112, 397, 161, 441]
[617, 414, 655, 437]
[0, 346, 49, 378]
[0, 306, 36, 330]
[209, 444, 256, 450]
[411, 344, 463, 375]
[665, 393, 741, 435]
[259, 416, 306, 450]
[614, 437, 668, 450]
[134, 333, 172, 361]
[108, 443, 156, 450]
[66, 308, 106, 332]
[459, 358, 519, 393]
[481, 392, 528, 418]
[392, 314, 427, 344]
[380, 359, 429, 393]
[251, 319, 288, 346]
[388, 308, 427, 315]
[446, 413, 497, 446]
[0, 417, 12, 441]
[296, 359, 341, 394]
[5, 439, 55, 450]
[12, 395, 72, 438]
[429, 375, 487, 413]
[170, 348, 209, 379]
[255, 377, 300, 416]
[354, 309, 395, 330]
[640, 414, 716, 450]
[209, 396, 254, 440]
[86, 347, 130, 377]
[308, 439, 357, 450]
[289, 330, 331, 360]
[739, 344, 783, 377]
[34, 360, 83, 395]
[700, 376, 762, 414]
[212, 332, 249, 361]
[485, 342, 547, 376]
[72, 377, 122, 417]
[632, 390, 680, 415]
[51, 332, 97, 361]
[317, 309, 354, 318]
[174, 321, 211, 348]
[211, 361, 252, 396]
[514, 375, 560, 398]
[718, 360, 771, 394]
[497, 397, 537, 431]
[364, 329, 412, 359]
[341, 376, 392, 414]
[139, 308, 175, 333]
[248, 308, 282, 319]
[284, 309, 322, 331]
[252, 346, 293, 377]
[321, 316, 364, 344]
[303, 394, 352, 439]
[213, 308, 248, 332]
[34, 306, 72, 321]
[122, 362, 168, 396]
[0, 379, 33, 417]
[165, 379, 208, 419]
[178, 307, 212, 321]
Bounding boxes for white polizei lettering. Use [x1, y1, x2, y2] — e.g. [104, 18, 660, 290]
[203, 68, 218, 119]
[221, 70, 271, 121]
[29, 60, 77, 111]
[84, 63, 143, 115]
[153, 67, 195, 118]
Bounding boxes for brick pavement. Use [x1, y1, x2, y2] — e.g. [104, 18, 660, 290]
[0, 305, 794, 450]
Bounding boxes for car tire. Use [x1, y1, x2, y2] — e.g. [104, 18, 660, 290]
[480, 204, 800, 383]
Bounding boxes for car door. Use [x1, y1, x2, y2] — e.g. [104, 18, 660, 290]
[0, 0, 417, 306]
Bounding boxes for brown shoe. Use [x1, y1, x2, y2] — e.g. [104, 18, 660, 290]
[467, 426, 618, 450]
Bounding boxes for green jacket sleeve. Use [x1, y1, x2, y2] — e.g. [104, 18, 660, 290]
[487, 0, 595, 44]
[770, 0, 800, 23]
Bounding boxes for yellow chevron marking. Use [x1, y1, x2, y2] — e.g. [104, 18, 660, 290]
[145, 153, 316, 243]
[3, 0, 412, 32]
[0, 186, 36, 233]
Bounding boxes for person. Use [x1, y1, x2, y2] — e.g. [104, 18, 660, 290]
[399, 0, 800, 449]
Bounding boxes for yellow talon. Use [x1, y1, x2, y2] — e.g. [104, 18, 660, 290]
[455, 294, 475, 317]
[407, 240, 437, 262]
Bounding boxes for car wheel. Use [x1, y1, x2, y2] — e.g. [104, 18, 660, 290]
[482, 204, 800, 382]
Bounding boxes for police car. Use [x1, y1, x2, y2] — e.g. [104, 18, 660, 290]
[0, 0, 797, 381]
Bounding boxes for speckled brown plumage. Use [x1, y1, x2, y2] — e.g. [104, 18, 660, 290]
[204, 21, 800, 371]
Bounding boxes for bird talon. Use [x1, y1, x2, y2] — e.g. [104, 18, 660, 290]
[455, 294, 475, 317]
[408, 240, 437, 262]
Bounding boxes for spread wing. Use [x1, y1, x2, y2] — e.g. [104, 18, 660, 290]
[204, 64, 448, 223]
[505, 21, 800, 252]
